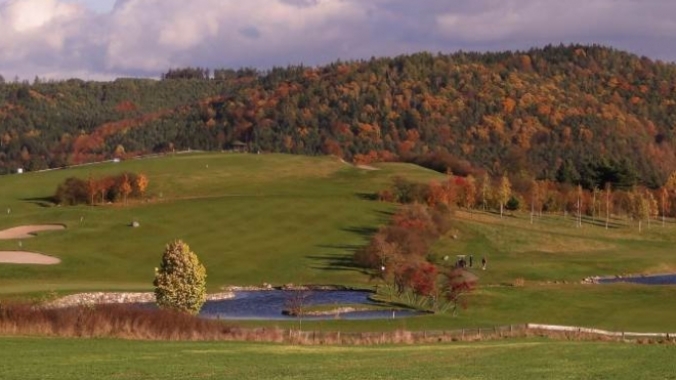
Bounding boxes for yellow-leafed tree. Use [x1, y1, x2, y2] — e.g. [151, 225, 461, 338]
[154, 240, 207, 315]
[134, 173, 149, 196]
[119, 174, 132, 205]
[496, 175, 511, 218]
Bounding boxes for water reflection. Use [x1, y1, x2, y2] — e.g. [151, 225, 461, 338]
[598, 274, 676, 285]
[199, 290, 423, 320]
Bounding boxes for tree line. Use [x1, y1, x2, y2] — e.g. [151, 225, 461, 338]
[54, 172, 149, 206]
[354, 204, 475, 313]
[381, 170, 676, 231]
[2, 44, 676, 191]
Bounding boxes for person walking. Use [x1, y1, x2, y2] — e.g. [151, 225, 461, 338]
[481, 257, 487, 270]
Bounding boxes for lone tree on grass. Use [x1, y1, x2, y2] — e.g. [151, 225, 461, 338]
[153, 240, 207, 315]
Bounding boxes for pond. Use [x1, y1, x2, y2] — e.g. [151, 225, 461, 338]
[198, 290, 423, 320]
[597, 274, 676, 285]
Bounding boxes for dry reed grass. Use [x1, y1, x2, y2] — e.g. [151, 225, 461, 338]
[1, 301, 673, 345]
[0, 302, 236, 341]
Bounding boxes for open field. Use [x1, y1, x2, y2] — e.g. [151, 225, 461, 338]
[1, 152, 676, 332]
[0, 153, 438, 292]
[0, 337, 673, 380]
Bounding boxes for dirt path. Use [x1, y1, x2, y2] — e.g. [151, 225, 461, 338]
[0, 251, 60, 265]
[339, 158, 380, 171]
[0, 225, 66, 240]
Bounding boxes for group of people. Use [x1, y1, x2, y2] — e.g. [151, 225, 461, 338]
[456, 254, 487, 270]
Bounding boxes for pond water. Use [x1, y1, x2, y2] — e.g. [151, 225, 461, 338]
[198, 290, 422, 320]
[598, 274, 676, 285]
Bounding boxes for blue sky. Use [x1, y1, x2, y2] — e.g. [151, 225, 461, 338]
[1, 0, 676, 80]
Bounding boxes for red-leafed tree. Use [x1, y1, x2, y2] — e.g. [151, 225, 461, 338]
[397, 262, 438, 297]
[442, 268, 477, 315]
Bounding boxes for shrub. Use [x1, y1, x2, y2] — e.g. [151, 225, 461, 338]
[506, 195, 521, 211]
[53, 172, 149, 205]
[54, 177, 88, 205]
[153, 240, 207, 315]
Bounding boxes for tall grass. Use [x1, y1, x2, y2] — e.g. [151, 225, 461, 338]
[2, 301, 673, 346]
[0, 302, 236, 340]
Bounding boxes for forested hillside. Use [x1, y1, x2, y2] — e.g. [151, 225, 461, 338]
[2, 45, 676, 188]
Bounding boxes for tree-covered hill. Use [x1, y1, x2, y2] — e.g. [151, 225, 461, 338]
[2, 44, 676, 188]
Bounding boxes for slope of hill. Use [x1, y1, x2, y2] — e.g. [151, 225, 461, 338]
[1, 152, 675, 333]
[2, 45, 676, 187]
[0, 153, 441, 293]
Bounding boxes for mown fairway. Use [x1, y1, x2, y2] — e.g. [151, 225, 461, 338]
[0, 337, 673, 380]
[1, 152, 676, 332]
[0, 153, 439, 292]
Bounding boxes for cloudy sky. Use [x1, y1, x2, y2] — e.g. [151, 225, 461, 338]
[1, 0, 675, 80]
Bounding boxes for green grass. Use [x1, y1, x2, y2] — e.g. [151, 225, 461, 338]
[0, 153, 440, 292]
[0, 337, 673, 380]
[227, 283, 676, 333]
[2, 152, 676, 333]
[432, 210, 676, 285]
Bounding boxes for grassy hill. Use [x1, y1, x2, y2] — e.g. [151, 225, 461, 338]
[0, 152, 440, 293]
[1, 152, 675, 332]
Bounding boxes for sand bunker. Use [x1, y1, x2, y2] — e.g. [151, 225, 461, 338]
[0, 225, 65, 240]
[0, 251, 60, 265]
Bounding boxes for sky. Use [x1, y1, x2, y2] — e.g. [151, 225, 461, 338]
[1, 0, 675, 80]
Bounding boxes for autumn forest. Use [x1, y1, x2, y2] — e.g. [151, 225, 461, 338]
[2, 44, 676, 198]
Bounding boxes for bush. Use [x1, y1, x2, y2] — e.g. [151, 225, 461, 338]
[153, 240, 207, 315]
[53, 172, 149, 205]
[506, 195, 521, 211]
[54, 177, 88, 205]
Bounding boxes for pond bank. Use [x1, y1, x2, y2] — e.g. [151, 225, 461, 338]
[44, 289, 424, 320]
[46, 291, 235, 308]
[584, 273, 676, 285]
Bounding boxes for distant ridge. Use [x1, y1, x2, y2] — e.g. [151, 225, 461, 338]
[1, 44, 675, 187]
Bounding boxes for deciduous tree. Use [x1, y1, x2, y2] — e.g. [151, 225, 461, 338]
[496, 175, 512, 218]
[134, 173, 149, 196]
[604, 182, 613, 229]
[119, 173, 132, 205]
[154, 240, 207, 315]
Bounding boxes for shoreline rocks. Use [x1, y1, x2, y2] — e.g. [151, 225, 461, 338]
[45, 291, 235, 308]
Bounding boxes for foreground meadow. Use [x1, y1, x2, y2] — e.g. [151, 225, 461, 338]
[0, 337, 672, 380]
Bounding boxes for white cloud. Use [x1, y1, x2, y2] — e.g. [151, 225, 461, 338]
[0, 0, 675, 80]
[102, 0, 368, 74]
[435, 0, 676, 48]
[0, 0, 81, 32]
